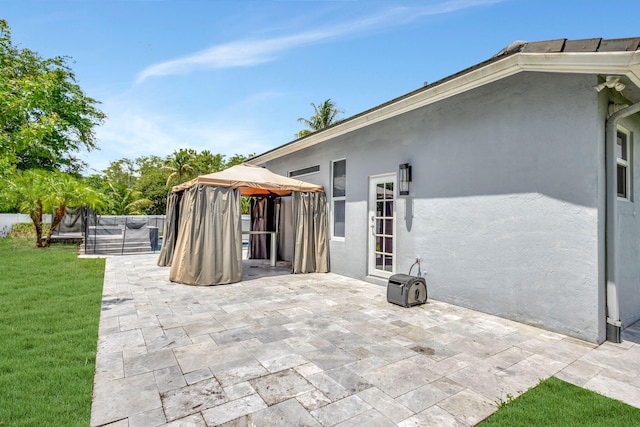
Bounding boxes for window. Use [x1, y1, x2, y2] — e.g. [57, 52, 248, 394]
[289, 165, 320, 178]
[332, 159, 346, 238]
[617, 129, 631, 200]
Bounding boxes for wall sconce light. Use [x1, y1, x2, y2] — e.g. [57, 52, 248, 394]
[399, 163, 412, 196]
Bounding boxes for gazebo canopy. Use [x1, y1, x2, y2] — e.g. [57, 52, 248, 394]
[171, 163, 324, 196]
[159, 163, 329, 286]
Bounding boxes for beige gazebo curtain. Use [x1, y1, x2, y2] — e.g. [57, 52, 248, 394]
[249, 197, 268, 259]
[169, 185, 242, 285]
[158, 164, 328, 286]
[157, 191, 182, 267]
[292, 191, 330, 273]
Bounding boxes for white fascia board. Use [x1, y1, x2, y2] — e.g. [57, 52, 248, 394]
[253, 51, 640, 165]
[517, 52, 640, 86]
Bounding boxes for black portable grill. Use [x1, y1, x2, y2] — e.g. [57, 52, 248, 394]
[387, 273, 427, 307]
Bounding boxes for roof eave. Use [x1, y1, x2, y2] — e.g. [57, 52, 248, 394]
[251, 50, 640, 165]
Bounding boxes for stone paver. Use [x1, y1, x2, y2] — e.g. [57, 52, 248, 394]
[160, 378, 227, 422]
[438, 389, 497, 426]
[398, 405, 468, 427]
[91, 371, 161, 426]
[90, 254, 640, 426]
[201, 394, 267, 425]
[250, 369, 315, 405]
[229, 398, 321, 426]
[310, 394, 372, 426]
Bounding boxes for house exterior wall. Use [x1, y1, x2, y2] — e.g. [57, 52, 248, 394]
[264, 72, 605, 342]
[617, 113, 640, 330]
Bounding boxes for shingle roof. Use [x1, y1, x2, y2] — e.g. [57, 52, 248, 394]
[496, 37, 640, 56]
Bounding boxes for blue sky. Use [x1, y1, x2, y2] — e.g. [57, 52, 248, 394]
[3, 0, 639, 173]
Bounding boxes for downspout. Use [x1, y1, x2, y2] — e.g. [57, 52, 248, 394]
[604, 100, 640, 342]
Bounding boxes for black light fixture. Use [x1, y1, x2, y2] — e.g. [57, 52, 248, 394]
[399, 163, 412, 196]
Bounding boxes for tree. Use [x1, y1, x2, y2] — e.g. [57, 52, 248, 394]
[0, 20, 105, 173]
[296, 99, 344, 138]
[45, 172, 104, 245]
[105, 182, 152, 215]
[4, 169, 104, 247]
[240, 196, 250, 215]
[225, 153, 254, 168]
[192, 150, 225, 175]
[102, 158, 137, 188]
[163, 148, 196, 187]
[82, 173, 108, 193]
[3, 170, 46, 241]
[133, 155, 170, 215]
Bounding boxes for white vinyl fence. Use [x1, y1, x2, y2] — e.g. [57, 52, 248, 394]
[0, 213, 52, 238]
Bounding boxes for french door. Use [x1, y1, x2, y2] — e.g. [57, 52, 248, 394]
[368, 174, 396, 278]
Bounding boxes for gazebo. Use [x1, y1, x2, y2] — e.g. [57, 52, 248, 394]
[157, 163, 329, 285]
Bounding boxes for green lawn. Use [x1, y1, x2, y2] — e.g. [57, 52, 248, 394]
[0, 238, 105, 427]
[480, 376, 640, 426]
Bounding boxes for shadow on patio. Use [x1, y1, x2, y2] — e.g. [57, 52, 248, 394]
[241, 258, 293, 280]
[622, 320, 640, 344]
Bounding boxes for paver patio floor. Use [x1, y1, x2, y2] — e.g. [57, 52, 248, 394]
[91, 254, 640, 426]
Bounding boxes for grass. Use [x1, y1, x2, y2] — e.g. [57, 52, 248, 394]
[479, 376, 640, 426]
[0, 238, 105, 427]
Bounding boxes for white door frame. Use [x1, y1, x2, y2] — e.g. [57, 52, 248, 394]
[368, 173, 397, 279]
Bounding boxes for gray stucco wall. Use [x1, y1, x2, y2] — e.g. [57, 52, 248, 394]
[264, 72, 605, 342]
[617, 113, 640, 330]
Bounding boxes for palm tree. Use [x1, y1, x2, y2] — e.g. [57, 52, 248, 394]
[5, 169, 104, 247]
[44, 172, 104, 245]
[296, 99, 344, 138]
[105, 182, 152, 215]
[6, 169, 48, 245]
[163, 149, 196, 187]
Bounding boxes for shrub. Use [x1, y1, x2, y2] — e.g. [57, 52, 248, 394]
[9, 222, 51, 239]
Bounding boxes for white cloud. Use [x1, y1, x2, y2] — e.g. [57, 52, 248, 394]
[136, 0, 503, 83]
[84, 101, 277, 172]
[102, 116, 174, 152]
[136, 32, 323, 83]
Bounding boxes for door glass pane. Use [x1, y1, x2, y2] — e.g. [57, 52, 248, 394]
[384, 255, 393, 271]
[384, 237, 392, 253]
[385, 201, 393, 216]
[376, 219, 383, 234]
[375, 236, 383, 252]
[382, 183, 393, 199]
